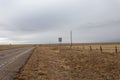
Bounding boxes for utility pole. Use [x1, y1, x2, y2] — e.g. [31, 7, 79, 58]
[70, 30, 72, 49]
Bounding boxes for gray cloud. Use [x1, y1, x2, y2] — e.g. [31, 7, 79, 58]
[0, 0, 120, 44]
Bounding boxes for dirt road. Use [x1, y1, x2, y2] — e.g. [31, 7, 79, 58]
[0, 47, 34, 80]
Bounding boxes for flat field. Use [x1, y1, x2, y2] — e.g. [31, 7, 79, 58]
[0, 44, 34, 51]
[16, 43, 120, 80]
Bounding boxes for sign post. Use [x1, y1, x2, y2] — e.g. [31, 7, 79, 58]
[58, 37, 62, 53]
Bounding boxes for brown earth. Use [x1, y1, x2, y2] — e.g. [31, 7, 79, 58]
[16, 45, 120, 80]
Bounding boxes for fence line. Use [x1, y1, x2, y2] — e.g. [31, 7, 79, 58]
[62, 45, 120, 53]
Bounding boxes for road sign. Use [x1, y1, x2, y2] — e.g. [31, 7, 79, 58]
[58, 37, 62, 42]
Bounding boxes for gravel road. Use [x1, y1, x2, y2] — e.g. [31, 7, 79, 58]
[0, 47, 35, 80]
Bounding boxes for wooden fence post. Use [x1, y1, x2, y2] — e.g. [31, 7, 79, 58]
[100, 46, 103, 53]
[83, 45, 85, 50]
[115, 46, 117, 53]
[90, 45, 92, 51]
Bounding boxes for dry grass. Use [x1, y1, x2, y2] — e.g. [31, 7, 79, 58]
[0, 45, 34, 51]
[62, 44, 120, 53]
[16, 44, 120, 80]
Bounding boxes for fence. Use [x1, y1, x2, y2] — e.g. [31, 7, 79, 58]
[60, 44, 120, 53]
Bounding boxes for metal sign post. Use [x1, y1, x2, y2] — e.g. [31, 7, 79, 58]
[58, 37, 62, 53]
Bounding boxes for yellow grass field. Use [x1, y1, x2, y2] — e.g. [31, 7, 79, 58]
[16, 43, 120, 80]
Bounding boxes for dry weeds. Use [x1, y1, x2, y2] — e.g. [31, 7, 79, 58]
[16, 45, 120, 80]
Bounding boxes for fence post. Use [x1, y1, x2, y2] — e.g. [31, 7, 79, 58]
[90, 45, 92, 51]
[83, 45, 85, 50]
[115, 46, 117, 53]
[100, 45, 103, 53]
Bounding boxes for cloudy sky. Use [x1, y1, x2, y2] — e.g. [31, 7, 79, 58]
[0, 0, 120, 44]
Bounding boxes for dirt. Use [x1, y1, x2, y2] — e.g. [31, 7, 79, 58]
[16, 46, 120, 80]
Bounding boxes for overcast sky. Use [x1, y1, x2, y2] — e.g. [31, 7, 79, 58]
[0, 0, 120, 44]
